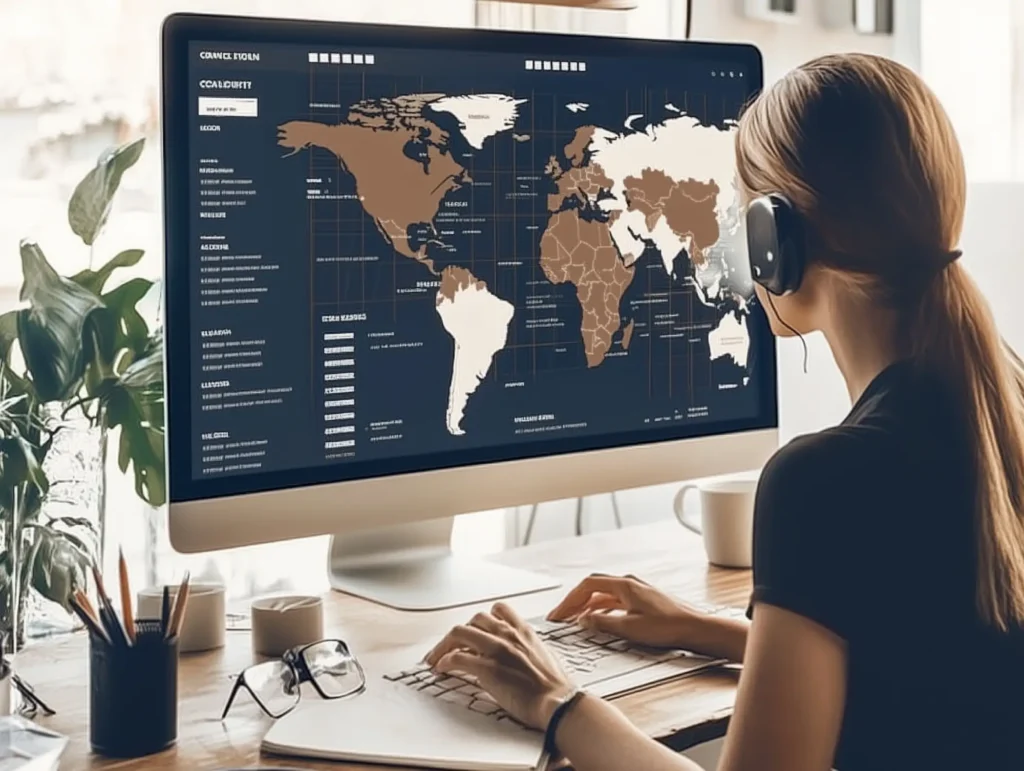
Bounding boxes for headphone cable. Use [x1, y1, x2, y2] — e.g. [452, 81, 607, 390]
[684, 0, 694, 39]
[766, 292, 808, 374]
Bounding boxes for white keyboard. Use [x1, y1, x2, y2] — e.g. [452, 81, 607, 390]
[384, 604, 746, 721]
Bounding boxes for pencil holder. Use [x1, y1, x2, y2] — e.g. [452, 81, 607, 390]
[89, 619, 178, 758]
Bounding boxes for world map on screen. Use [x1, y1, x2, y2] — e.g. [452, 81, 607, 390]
[277, 92, 751, 437]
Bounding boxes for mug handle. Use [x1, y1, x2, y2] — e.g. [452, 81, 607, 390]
[673, 484, 702, 534]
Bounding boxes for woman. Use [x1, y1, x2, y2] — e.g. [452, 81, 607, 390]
[425, 54, 1024, 770]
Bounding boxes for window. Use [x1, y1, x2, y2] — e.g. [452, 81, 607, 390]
[0, 1, 481, 614]
[918, 0, 1024, 180]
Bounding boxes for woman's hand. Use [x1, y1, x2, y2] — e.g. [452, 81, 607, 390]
[547, 574, 708, 649]
[423, 602, 576, 730]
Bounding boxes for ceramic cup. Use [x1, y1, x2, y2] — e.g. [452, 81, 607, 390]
[674, 477, 757, 568]
[250, 595, 324, 658]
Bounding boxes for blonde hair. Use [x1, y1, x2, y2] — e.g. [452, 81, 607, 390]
[736, 53, 1024, 631]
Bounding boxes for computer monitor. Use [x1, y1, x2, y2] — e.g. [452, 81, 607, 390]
[161, 14, 777, 610]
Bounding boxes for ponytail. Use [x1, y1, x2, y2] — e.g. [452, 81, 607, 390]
[911, 262, 1024, 631]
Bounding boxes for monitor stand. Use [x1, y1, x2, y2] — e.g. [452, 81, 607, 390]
[327, 517, 561, 611]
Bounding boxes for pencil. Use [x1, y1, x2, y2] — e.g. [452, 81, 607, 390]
[167, 572, 191, 640]
[92, 564, 128, 648]
[74, 590, 102, 633]
[70, 593, 109, 644]
[91, 564, 108, 605]
[118, 548, 136, 645]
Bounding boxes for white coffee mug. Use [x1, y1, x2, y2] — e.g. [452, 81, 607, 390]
[673, 477, 757, 568]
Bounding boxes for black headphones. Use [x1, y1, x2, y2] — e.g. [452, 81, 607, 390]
[745, 194, 806, 296]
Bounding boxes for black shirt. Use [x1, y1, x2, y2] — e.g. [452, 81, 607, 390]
[749, 360, 1024, 771]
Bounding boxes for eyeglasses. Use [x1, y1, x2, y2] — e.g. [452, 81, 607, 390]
[220, 639, 366, 719]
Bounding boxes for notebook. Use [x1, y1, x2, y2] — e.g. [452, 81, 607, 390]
[261, 679, 547, 771]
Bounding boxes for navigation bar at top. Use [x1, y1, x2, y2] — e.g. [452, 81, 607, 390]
[525, 60, 587, 72]
[308, 52, 376, 65]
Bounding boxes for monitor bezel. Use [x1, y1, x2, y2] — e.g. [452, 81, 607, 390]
[161, 12, 775, 510]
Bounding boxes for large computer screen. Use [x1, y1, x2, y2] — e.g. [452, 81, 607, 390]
[163, 17, 775, 505]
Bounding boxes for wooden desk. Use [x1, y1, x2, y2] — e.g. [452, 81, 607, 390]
[18, 522, 751, 769]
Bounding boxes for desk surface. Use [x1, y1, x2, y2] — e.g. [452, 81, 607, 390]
[19, 522, 751, 769]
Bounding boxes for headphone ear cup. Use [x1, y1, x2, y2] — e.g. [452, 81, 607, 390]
[745, 194, 805, 295]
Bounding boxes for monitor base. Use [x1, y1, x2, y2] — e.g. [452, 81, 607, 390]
[327, 517, 561, 611]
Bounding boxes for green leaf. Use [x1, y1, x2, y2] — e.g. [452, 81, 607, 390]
[18, 535, 44, 613]
[71, 249, 145, 295]
[0, 394, 49, 504]
[101, 331, 165, 507]
[67, 138, 145, 246]
[0, 312, 17, 365]
[101, 277, 153, 357]
[0, 434, 48, 497]
[16, 241, 104, 402]
[28, 526, 89, 612]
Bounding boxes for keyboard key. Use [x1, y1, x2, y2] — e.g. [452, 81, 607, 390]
[547, 626, 580, 640]
[470, 700, 501, 715]
[421, 685, 445, 697]
[436, 677, 464, 690]
[440, 690, 474, 707]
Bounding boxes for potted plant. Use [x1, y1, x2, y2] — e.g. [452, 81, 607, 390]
[0, 138, 165, 649]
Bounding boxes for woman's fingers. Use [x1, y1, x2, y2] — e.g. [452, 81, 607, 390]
[467, 609, 509, 634]
[491, 602, 531, 634]
[424, 623, 508, 666]
[573, 591, 625, 617]
[435, 649, 496, 682]
[547, 575, 637, 620]
[578, 609, 635, 635]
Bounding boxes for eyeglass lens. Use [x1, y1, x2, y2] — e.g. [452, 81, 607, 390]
[246, 659, 300, 718]
[301, 639, 363, 698]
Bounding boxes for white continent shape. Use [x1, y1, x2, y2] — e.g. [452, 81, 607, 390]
[574, 113, 741, 303]
[428, 94, 527, 150]
[566, 102, 590, 113]
[436, 281, 514, 436]
[587, 114, 737, 238]
[708, 312, 750, 369]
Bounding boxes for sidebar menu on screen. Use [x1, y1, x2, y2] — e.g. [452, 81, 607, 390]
[188, 45, 317, 480]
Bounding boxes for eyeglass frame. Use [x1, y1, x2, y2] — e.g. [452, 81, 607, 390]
[220, 638, 366, 720]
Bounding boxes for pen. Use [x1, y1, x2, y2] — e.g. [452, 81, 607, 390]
[160, 585, 171, 637]
[118, 548, 136, 645]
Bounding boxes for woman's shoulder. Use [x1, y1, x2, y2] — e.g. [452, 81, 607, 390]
[761, 424, 889, 491]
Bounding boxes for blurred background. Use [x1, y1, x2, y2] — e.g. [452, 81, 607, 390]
[0, 0, 1020, 625]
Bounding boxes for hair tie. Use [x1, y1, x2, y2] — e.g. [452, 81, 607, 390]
[943, 248, 962, 266]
